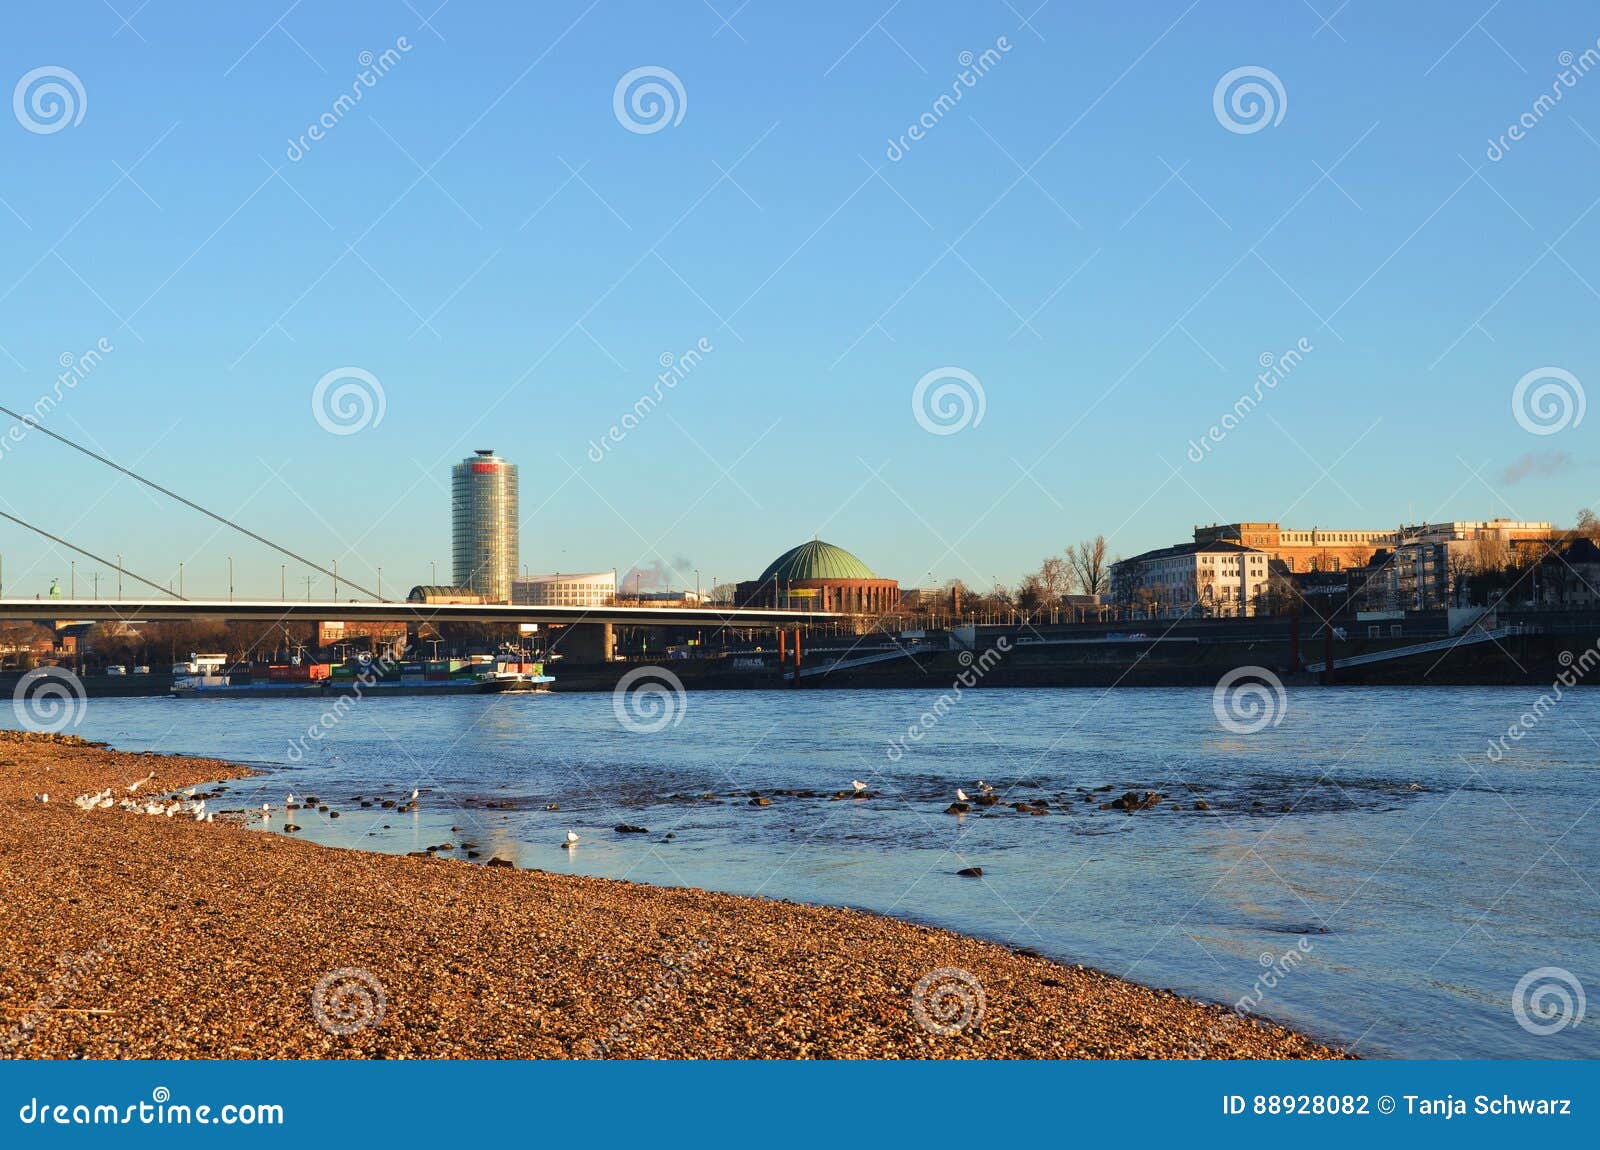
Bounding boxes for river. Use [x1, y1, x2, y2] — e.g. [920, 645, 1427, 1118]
[27, 682, 1599, 1058]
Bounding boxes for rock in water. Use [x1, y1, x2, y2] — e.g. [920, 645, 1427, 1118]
[614, 824, 649, 834]
[957, 866, 983, 878]
[945, 802, 970, 814]
[486, 856, 515, 869]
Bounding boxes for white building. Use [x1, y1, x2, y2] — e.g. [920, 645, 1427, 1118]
[1109, 541, 1273, 618]
[511, 571, 616, 608]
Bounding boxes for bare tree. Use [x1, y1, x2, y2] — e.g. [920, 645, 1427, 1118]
[1068, 535, 1109, 598]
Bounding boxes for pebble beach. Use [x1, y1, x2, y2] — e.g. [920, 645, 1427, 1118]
[0, 731, 1346, 1060]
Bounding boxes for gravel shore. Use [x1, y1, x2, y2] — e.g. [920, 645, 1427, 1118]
[0, 731, 1347, 1059]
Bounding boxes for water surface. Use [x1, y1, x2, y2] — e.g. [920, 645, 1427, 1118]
[32, 684, 1599, 1058]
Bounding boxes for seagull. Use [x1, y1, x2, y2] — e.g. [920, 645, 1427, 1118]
[956, 788, 970, 802]
[286, 793, 295, 807]
[563, 831, 579, 848]
[977, 780, 994, 794]
[126, 772, 155, 794]
[97, 794, 114, 809]
[33, 793, 48, 803]
[410, 789, 419, 800]
[851, 780, 868, 793]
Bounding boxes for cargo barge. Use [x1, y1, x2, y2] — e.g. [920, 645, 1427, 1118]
[170, 654, 554, 698]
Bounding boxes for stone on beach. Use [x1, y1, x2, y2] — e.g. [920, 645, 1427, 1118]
[0, 731, 1348, 1062]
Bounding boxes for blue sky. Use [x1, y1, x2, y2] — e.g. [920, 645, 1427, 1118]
[2, 0, 1597, 598]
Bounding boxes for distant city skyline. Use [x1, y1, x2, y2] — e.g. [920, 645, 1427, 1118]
[2, 2, 1596, 600]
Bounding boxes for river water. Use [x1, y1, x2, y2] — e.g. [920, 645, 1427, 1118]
[28, 683, 1599, 1058]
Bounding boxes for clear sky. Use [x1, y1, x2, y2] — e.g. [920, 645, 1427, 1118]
[2, 1, 1596, 598]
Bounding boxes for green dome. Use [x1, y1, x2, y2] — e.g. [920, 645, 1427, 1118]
[759, 540, 877, 583]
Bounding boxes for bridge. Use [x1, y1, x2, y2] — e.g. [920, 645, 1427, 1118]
[0, 599, 839, 628]
[1302, 625, 1528, 673]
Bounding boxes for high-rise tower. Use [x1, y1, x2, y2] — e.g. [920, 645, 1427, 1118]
[451, 449, 519, 602]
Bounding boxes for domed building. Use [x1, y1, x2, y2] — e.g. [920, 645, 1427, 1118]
[735, 539, 900, 613]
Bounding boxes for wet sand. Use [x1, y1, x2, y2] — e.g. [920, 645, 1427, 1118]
[0, 731, 1346, 1059]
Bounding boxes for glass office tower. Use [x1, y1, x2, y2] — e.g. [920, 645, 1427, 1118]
[451, 449, 519, 602]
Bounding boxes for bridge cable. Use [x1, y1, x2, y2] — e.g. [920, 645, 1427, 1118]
[0, 405, 380, 599]
[0, 508, 186, 600]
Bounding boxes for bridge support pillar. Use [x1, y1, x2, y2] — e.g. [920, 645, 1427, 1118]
[559, 622, 614, 663]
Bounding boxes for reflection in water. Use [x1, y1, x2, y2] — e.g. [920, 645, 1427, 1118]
[41, 685, 1600, 1059]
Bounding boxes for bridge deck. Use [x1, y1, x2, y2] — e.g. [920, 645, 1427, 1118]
[0, 598, 842, 628]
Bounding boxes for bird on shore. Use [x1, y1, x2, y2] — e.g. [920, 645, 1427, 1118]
[126, 772, 154, 793]
[956, 788, 969, 802]
[563, 831, 579, 848]
[33, 793, 48, 803]
[851, 779, 868, 793]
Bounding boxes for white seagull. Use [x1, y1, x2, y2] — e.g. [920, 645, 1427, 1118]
[33, 793, 48, 803]
[851, 780, 868, 793]
[956, 788, 970, 802]
[410, 789, 420, 800]
[563, 831, 580, 848]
